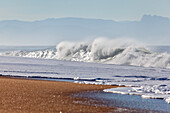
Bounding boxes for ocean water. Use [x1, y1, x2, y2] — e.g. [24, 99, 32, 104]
[0, 45, 169, 53]
[0, 46, 55, 52]
[0, 38, 169, 105]
[0, 38, 170, 69]
[149, 46, 170, 53]
[72, 91, 170, 112]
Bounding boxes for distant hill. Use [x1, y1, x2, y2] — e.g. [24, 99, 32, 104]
[0, 15, 170, 45]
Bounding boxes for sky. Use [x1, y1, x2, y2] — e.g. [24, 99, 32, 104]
[0, 0, 170, 21]
[0, 0, 170, 46]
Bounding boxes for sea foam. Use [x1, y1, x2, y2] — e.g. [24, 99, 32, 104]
[0, 38, 170, 68]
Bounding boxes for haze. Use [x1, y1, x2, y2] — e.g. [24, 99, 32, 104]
[0, 0, 170, 45]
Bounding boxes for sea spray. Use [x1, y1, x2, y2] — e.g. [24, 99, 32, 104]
[0, 38, 170, 68]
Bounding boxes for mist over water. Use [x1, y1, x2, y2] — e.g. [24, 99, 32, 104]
[0, 38, 170, 69]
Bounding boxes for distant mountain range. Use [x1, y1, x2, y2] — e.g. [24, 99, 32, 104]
[0, 15, 170, 45]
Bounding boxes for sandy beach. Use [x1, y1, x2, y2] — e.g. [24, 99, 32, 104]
[0, 76, 119, 113]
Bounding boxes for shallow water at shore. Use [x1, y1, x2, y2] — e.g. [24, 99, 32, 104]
[72, 91, 170, 113]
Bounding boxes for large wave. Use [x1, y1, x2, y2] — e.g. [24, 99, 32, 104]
[0, 38, 170, 68]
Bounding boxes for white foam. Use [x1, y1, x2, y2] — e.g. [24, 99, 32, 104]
[0, 56, 169, 104]
[166, 98, 170, 104]
[0, 49, 57, 59]
[1, 38, 170, 69]
[104, 85, 170, 104]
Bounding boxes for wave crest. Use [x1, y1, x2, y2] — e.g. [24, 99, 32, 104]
[1, 38, 170, 68]
[56, 41, 90, 60]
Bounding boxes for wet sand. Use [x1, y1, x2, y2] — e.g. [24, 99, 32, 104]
[0, 76, 119, 113]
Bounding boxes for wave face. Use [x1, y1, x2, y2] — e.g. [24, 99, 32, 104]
[0, 38, 170, 68]
[56, 38, 135, 61]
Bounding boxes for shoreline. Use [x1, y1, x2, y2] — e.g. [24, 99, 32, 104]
[0, 76, 167, 113]
[0, 76, 118, 113]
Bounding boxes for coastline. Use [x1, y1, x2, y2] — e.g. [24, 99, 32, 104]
[0, 76, 118, 113]
[0, 76, 168, 113]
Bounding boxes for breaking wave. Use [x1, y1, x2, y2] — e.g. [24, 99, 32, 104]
[0, 38, 170, 68]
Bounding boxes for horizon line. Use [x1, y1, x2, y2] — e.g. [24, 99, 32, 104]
[0, 14, 169, 22]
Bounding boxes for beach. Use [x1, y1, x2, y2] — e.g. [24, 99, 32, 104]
[0, 56, 169, 113]
[0, 76, 118, 113]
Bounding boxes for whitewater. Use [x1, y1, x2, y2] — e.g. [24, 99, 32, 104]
[0, 38, 170, 104]
[1, 38, 170, 69]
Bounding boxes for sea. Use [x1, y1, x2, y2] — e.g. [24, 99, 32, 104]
[0, 39, 169, 112]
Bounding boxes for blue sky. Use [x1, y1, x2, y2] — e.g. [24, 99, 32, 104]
[0, 0, 170, 21]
